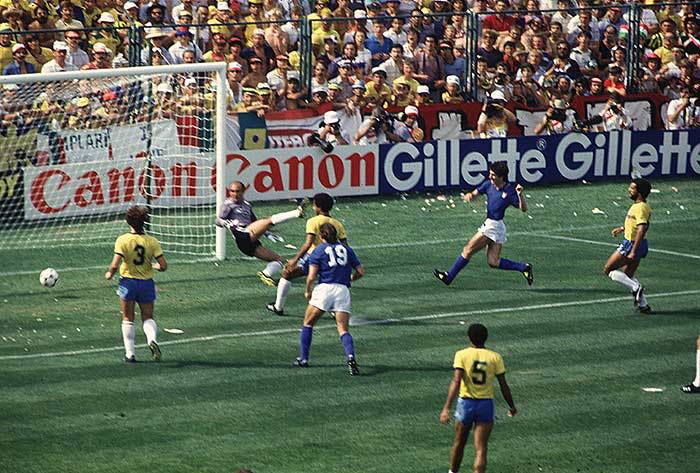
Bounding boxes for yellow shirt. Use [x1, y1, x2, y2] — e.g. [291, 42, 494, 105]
[624, 201, 651, 241]
[453, 347, 506, 399]
[311, 27, 341, 51]
[0, 44, 14, 71]
[654, 46, 674, 65]
[25, 47, 53, 69]
[305, 215, 347, 253]
[114, 232, 163, 280]
[365, 81, 391, 100]
[394, 76, 419, 95]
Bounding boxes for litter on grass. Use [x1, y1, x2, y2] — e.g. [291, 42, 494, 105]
[592, 208, 605, 214]
[164, 328, 184, 334]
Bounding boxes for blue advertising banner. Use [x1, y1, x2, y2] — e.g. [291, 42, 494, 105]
[379, 129, 700, 194]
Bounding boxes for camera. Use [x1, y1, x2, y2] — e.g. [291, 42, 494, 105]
[550, 109, 567, 122]
[494, 73, 507, 86]
[370, 108, 393, 132]
[307, 133, 334, 153]
[609, 103, 620, 114]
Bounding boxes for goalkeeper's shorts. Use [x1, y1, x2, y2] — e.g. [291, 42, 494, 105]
[232, 228, 261, 257]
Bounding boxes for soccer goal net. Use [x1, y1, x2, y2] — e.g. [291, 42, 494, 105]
[0, 62, 228, 261]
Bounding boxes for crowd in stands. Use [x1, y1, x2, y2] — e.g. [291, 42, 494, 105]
[1, 0, 700, 133]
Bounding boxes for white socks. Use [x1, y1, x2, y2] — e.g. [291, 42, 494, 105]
[608, 270, 639, 292]
[275, 277, 292, 310]
[262, 260, 283, 278]
[143, 318, 158, 345]
[694, 350, 700, 387]
[121, 320, 135, 358]
[632, 278, 648, 306]
[270, 209, 301, 225]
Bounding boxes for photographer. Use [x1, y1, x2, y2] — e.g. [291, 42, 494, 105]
[667, 86, 698, 129]
[477, 90, 516, 138]
[354, 107, 403, 145]
[599, 91, 631, 131]
[317, 110, 349, 146]
[534, 99, 577, 135]
[394, 105, 424, 143]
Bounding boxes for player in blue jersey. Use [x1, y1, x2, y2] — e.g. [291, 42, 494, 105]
[293, 223, 364, 375]
[603, 178, 652, 313]
[433, 161, 533, 286]
[105, 206, 168, 363]
[215, 181, 307, 286]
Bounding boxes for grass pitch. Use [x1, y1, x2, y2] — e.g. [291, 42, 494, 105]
[1, 179, 699, 473]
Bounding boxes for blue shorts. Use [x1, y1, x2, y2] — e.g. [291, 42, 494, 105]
[117, 277, 156, 304]
[298, 253, 311, 276]
[617, 239, 648, 260]
[454, 397, 495, 426]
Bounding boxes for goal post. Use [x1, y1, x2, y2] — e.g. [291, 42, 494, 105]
[0, 62, 229, 261]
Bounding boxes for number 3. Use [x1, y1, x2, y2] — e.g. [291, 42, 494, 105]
[134, 245, 146, 265]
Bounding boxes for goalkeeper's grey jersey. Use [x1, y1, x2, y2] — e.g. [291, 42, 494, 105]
[219, 199, 257, 228]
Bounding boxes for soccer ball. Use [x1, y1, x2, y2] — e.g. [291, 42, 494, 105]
[39, 268, 59, 288]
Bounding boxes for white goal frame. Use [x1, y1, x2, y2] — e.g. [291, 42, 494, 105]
[0, 62, 229, 260]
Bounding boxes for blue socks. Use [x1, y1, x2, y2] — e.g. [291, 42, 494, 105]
[340, 332, 355, 359]
[446, 255, 470, 283]
[498, 258, 527, 272]
[299, 325, 313, 361]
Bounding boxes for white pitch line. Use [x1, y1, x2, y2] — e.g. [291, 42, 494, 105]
[534, 234, 700, 260]
[1, 289, 698, 361]
[2, 215, 699, 278]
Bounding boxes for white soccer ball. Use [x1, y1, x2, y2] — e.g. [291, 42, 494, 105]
[39, 268, 59, 288]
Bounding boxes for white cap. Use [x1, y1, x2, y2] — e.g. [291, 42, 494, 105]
[93, 42, 109, 53]
[184, 77, 198, 87]
[446, 75, 460, 86]
[404, 105, 419, 116]
[312, 86, 328, 95]
[417, 85, 430, 95]
[490, 90, 506, 101]
[11, 43, 26, 53]
[53, 41, 68, 52]
[324, 110, 339, 124]
[123, 1, 138, 10]
[227, 61, 242, 71]
[145, 27, 168, 39]
[354, 9, 367, 19]
[157, 82, 174, 94]
[217, 1, 231, 11]
[98, 12, 115, 23]
[287, 70, 300, 80]
[253, 28, 265, 37]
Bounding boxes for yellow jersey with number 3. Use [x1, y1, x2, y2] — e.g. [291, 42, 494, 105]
[305, 215, 347, 253]
[453, 347, 506, 399]
[624, 202, 651, 241]
[114, 233, 163, 280]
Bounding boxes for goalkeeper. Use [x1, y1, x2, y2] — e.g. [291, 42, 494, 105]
[215, 181, 307, 286]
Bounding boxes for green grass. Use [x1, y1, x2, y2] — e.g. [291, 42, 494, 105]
[1, 179, 699, 473]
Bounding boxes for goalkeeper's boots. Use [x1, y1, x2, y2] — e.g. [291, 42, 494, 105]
[292, 357, 309, 368]
[257, 271, 277, 287]
[149, 341, 162, 362]
[522, 264, 534, 286]
[681, 383, 700, 394]
[347, 356, 360, 376]
[433, 269, 450, 286]
[266, 303, 284, 316]
[296, 197, 311, 218]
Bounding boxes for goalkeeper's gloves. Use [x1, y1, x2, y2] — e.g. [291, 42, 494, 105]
[222, 219, 239, 229]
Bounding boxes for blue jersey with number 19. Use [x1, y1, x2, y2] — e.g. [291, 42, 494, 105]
[309, 242, 361, 287]
[114, 232, 163, 280]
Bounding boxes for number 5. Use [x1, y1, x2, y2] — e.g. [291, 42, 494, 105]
[471, 360, 487, 385]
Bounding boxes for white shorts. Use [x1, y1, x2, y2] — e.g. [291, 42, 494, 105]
[309, 283, 352, 314]
[478, 218, 507, 244]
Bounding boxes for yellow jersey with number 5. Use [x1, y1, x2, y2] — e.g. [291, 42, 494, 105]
[305, 215, 347, 253]
[114, 233, 163, 280]
[624, 202, 651, 241]
[453, 347, 506, 399]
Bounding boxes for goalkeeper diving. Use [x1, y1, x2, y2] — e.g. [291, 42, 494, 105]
[215, 181, 308, 286]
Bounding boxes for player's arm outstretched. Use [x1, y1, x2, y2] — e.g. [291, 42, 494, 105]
[516, 184, 527, 213]
[440, 368, 464, 424]
[496, 373, 517, 417]
[462, 189, 480, 202]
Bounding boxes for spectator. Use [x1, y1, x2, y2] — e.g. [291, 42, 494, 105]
[354, 30, 372, 76]
[242, 29, 275, 74]
[604, 66, 626, 95]
[547, 21, 566, 54]
[172, 0, 196, 23]
[25, 35, 53, 71]
[82, 42, 112, 70]
[3, 44, 36, 75]
[414, 34, 446, 95]
[177, 77, 206, 115]
[403, 28, 421, 62]
[311, 61, 329, 89]
[208, 2, 236, 41]
[598, 25, 618, 71]
[155, 81, 176, 119]
[243, 0, 265, 45]
[546, 40, 581, 81]
[589, 76, 606, 96]
[332, 0, 353, 40]
[442, 75, 464, 104]
[477, 30, 503, 69]
[522, 18, 548, 54]
[193, 5, 210, 51]
[598, 7, 627, 39]
[241, 57, 266, 88]
[228, 37, 248, 75]
[599, 91, 631, 131]
[655, 32, 677, 66]
[378, 43, 404, 84]
[477, 90, 515, 138]
[55, 1, 84, 31]
[281, 5, 303, 49]
[267, 54, 290, 108]
[170, 27, 202, 64]
[231, 87, 260, 112]
[638, 53, 661, 93]
[570, 31, 598, 77]
[394, 105, 423, 142]
[394, 61, 420, 96]
[548, 75, 574, 104]
[441, 40, 465, 78]
[666, 85, 697, 129]
[202, 33, 228, 62]
[662, 46, 687, 79]
[141, 28, 174, 65]
[41, 41, 79, 73]
[567, 10, 599, 47]
[286, 71, 306, 110]
[256, 82, 276, 113]
[497, 24, 523, 52]
[264, 10, 290, 57]
[681, 16, 700, 55]
[364, 67, 391, 107]
[343, 9, 368, 46]
[648, 19, 676, 52]
[385, 17, 407, 46]
[389, 77, 413, 107]
[415, 84, 431, 106]
[550, 0, 572, 36]
[482, 0, 517, 39]
[366, 21, 393, 68]
[65, 30, 89, 68]
[81, 0, 102, 28]
[512, 64, 547, 107]
[317, 36, 340, 71]
[123, 2, 144, 27]
[534, 98, 577, 135]
[307, 86, 332, 113]
[330, 59, 354, 100]
[226, 62, 244, 108]
[328, 41, 356, 79]
[90, 13, 121, 55]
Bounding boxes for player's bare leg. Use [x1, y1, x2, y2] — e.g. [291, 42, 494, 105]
[138, 302, 160, 361]
[472, 421, 494, 473]
[604, 252, 645, 307]
[681, 336, 700, 393]
[334, 311, 359, 375]
[120, 299, 137, 362]
[434, 233, 490, 285]
[253, 246, 284, 287]
[295, 305, 325, 367]
[486, 241, 533, 284]
[449, 421, 471, 473]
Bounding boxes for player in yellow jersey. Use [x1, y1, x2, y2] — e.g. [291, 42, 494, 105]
[440, 323, 517, 473]
[266, 193, 347, 316]
[105, 206, 168, 363]
[603, 178, 652, 313]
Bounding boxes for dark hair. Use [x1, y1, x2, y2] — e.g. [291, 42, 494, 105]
[125, 206, 149, 234]
[468, 323, 488, 347]
[632, 178, 651, 199]
[319, 222, 338, 243]
[313, 192, 334, 212]
[490, 161, 509, 178]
